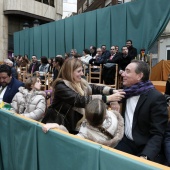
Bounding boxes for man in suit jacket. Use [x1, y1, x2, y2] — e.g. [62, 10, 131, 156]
[115, 60, 168, 162]
[0, 64, 24, 103]
[28, 55, 40, 74]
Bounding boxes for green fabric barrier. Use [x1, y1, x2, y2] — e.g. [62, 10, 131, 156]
[24, 29, 30, 59]
[49, 22, 56, 58]
[111, 4, 127, 49]
[84, 10, 97, 49]
[29, 29, 34, 58]
[14, 32, 20, 56]
[73, 14, 85, 54]
[0, 109, 167, 170]
[55, 20, 65, 55]
[99, 148, 162, 170]
[41, 24, 49, 58]
[34, 27, 42, 59]
[96, 7, 111, 48]
[19, 31, 25, 56]
[64, 17, 74, 53]
[37, 126, 101, 170]
[0, 110, 38, 170]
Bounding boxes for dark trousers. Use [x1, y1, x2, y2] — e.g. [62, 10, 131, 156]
[115, 135, 142, 156]
[115, 135, 167, 165]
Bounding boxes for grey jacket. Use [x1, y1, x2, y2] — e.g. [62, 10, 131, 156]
[11, 87, 46, 121]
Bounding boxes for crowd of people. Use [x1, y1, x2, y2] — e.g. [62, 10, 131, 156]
[1, 39, 170, 166]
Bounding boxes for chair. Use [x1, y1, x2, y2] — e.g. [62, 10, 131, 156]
[88, 64, 102, 84]
[103, 64, 118, 89]
[22, 72, 32, 83]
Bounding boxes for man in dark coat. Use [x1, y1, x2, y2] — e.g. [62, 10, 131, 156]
[0, 64, 24, 103]
[28, 55, 40, 74]
[126, 40, 137, 60]
[115, 60, 168, 163]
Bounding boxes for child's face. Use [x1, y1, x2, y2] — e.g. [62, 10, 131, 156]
[110, 102, 120, 112]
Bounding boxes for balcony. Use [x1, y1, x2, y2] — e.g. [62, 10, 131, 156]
[3, 0, 61, 21]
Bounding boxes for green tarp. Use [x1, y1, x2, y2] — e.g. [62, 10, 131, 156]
[0, 109, 165, 170]
[14, 0, 170, 58]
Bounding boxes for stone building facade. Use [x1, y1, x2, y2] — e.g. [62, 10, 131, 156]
[0, 0, 63, 61]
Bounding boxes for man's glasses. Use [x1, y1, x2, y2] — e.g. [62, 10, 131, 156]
[110, 49, 115, 50]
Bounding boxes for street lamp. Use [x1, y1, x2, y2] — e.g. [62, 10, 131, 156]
[23, 22, 29, 30]
[33, 19, 40, 27]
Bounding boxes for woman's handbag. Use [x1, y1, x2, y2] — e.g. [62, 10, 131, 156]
[41, 105, 69, 127]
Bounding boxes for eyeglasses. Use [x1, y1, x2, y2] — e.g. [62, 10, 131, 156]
[110, 49, 115, 50]
[97, 51, 102, 52]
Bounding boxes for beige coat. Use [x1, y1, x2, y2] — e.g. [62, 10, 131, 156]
[11, 87, 46, 121]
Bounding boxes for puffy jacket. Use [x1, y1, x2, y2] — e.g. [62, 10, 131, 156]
[11, 87, 46, 121]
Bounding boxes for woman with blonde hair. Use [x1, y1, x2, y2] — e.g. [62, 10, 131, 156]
[11, 77, 46, 121]
[42, 58, 125, 134]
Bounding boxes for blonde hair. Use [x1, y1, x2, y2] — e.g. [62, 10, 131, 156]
[53, 58, 88, 95]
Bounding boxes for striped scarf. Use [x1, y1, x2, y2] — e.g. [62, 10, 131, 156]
[123, 80, 155, 99]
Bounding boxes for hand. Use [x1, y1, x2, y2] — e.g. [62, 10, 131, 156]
[119, 70, 124, 75]
[42, 123, 59, 133]
[107, 91, 125, 102]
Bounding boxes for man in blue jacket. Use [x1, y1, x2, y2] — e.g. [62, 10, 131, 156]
[0, 64, 24, 103]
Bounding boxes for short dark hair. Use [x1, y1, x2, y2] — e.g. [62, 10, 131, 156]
[83, 49, 90, 55]
[126, 40, 132, 44]
[0, 64, 12, 77]
[41, 56, 48, 64]
[131, 60, 150, 81]
[54, 57, 65, 67]
[85, 99, 106, 127]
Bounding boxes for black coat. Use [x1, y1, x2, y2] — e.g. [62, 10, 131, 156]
[121, 89, 168, 161]
[164, 122, 170, 166]
[42, 80, 112, 133]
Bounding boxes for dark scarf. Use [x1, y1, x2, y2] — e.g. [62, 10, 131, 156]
[123, 80, 155, 99]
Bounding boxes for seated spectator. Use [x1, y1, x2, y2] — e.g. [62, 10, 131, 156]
[115, 60, 168, 162]
[89, 45, 97, 57]
[11, 77, 46, 121]
[28, 55, 40, 74]
[42, 99, 124, 147]
[17, 56, 29, 67]
[24, 54, 30, 64]
[126, 40, 137, 60]
[81, 49, 92, 75]
[110, 101, 120, 112]
[4, 59, 18, 79]
[39, 56, 49, 74]
[89, 48, 105, 66]
[70, 49, 77, 58]
[101, 45, 111, 61]
[107, 46, 132, 71]
[48, 58, 54, 74]
[53, 56, 65, 80]
[81, 49, 92, 67]
[0, 64, 24, 103]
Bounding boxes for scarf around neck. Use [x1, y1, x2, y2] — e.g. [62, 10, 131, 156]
[123, 80, 155, 99]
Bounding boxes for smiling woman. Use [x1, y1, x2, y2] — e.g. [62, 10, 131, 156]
[42, 58, 125, 134]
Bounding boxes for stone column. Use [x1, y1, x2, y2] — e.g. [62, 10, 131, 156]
[0, 0, 8, 62]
